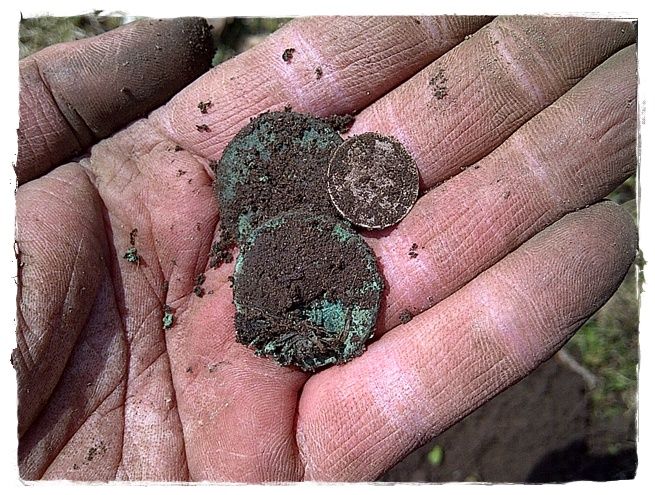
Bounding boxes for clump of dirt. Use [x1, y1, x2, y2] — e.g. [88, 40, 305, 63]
[315, 66, 323, 79]
[193, 273, 206, 297]
[196, 124, 211, 132]
[209, 233, 235, 268]
[409, 243, 419, 258]
[399, 309, 413, 324]
[282, 47, 295, 62]
[322, 114, 355, 134]
[233, 212, 383, 371]
[198, 100, 212, 113]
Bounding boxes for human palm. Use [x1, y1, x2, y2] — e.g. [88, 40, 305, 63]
[15, 16, 637, 481]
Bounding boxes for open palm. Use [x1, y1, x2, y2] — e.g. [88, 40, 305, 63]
[15, 16, 637, 481]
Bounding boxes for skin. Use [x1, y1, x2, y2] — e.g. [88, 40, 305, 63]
[14, 16, 637, 481]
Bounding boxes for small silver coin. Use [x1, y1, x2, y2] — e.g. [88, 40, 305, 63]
[327, 132, 419, 229]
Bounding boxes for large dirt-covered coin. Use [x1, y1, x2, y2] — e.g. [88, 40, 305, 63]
[232, 212, 384, 372]
[214, 111, 343, 244]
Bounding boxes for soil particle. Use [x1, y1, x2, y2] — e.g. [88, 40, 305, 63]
[322, 113, 356, 134]
[163, 305, 175, 329]
[429, 67, 448, 100]
[232, 212, 383, 372]
[174, 144, 184, 152]
[214, 111, 344, 244]
[186, 366, 193, 373]
[399, 309, 413, 324]
[129, 228, 138, 246]
[198, 100, 213, 114]
[315, 66, 323, 79]
[196, 124, 211, 132]
[176, 169, 187, 177]
[193, 273, 207, 297]
[328, 133, 419, 229]
[209, 234, 235, 268]
[282, 47, 296, 62]
[123, 247, 140, 264]
[409, 243, 419, 258]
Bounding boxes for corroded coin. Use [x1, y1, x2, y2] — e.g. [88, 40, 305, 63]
[327, 132, 419, 229]
[214, 111, 343, 244]
[232, 211, 384, 372]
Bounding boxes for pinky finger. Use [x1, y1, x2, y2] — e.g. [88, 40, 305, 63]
[296, 200, 637, 481]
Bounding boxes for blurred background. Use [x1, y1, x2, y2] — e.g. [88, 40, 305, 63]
[18, 13, 640, 482]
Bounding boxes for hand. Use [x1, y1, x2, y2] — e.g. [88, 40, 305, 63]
[15, 16, 637, 481]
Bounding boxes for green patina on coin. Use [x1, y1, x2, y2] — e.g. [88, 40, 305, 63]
[232, 211, 383, 372]
[214, 111, 344, 244]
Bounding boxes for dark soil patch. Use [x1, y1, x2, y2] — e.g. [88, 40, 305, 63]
[429, 67, 448, 100]
[232, 212, 383, 372]
[322, 113, 355, 134]
[214, 111, 344, 244]
[328, 133, 419, 229]
[379, 357, 637, 482]
[282, 47, 295, 62]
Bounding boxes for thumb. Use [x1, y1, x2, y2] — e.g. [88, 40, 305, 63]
[17, 17, 214, 184]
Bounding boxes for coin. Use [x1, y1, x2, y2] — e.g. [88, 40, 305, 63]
[232, 211, 384, 372]
[327, 132, 419, 229]
[214, 111, 343, 244]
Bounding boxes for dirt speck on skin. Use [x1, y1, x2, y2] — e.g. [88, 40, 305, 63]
[193, 273, 206, 297]
[282, 48, 295, 62]
[174, 144, 184, 152]
[399, 309, 413, 324]
[198, 100, 212, 114]
[85, 441, 107, 462]
[196, 124, 211, 132]
[315, 66, 323, 79]
[429, 67, 448, 100]
[176, 169, 187, 177]
[409, 243, 419, 258]
[322, 114, 356, 134]
[129, 228, 138, 246]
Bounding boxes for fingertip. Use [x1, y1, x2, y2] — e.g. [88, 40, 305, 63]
[17, 17, 214, 184]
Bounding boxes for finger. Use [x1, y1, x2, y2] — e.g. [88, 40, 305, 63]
[150, 16, 492, 161]
[367, 43, 636, 330]
[297, 201, 637, 480]
[14, 164, 107, 437]
[17, 17, 214, 184]
[347, 16, 636, 189]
